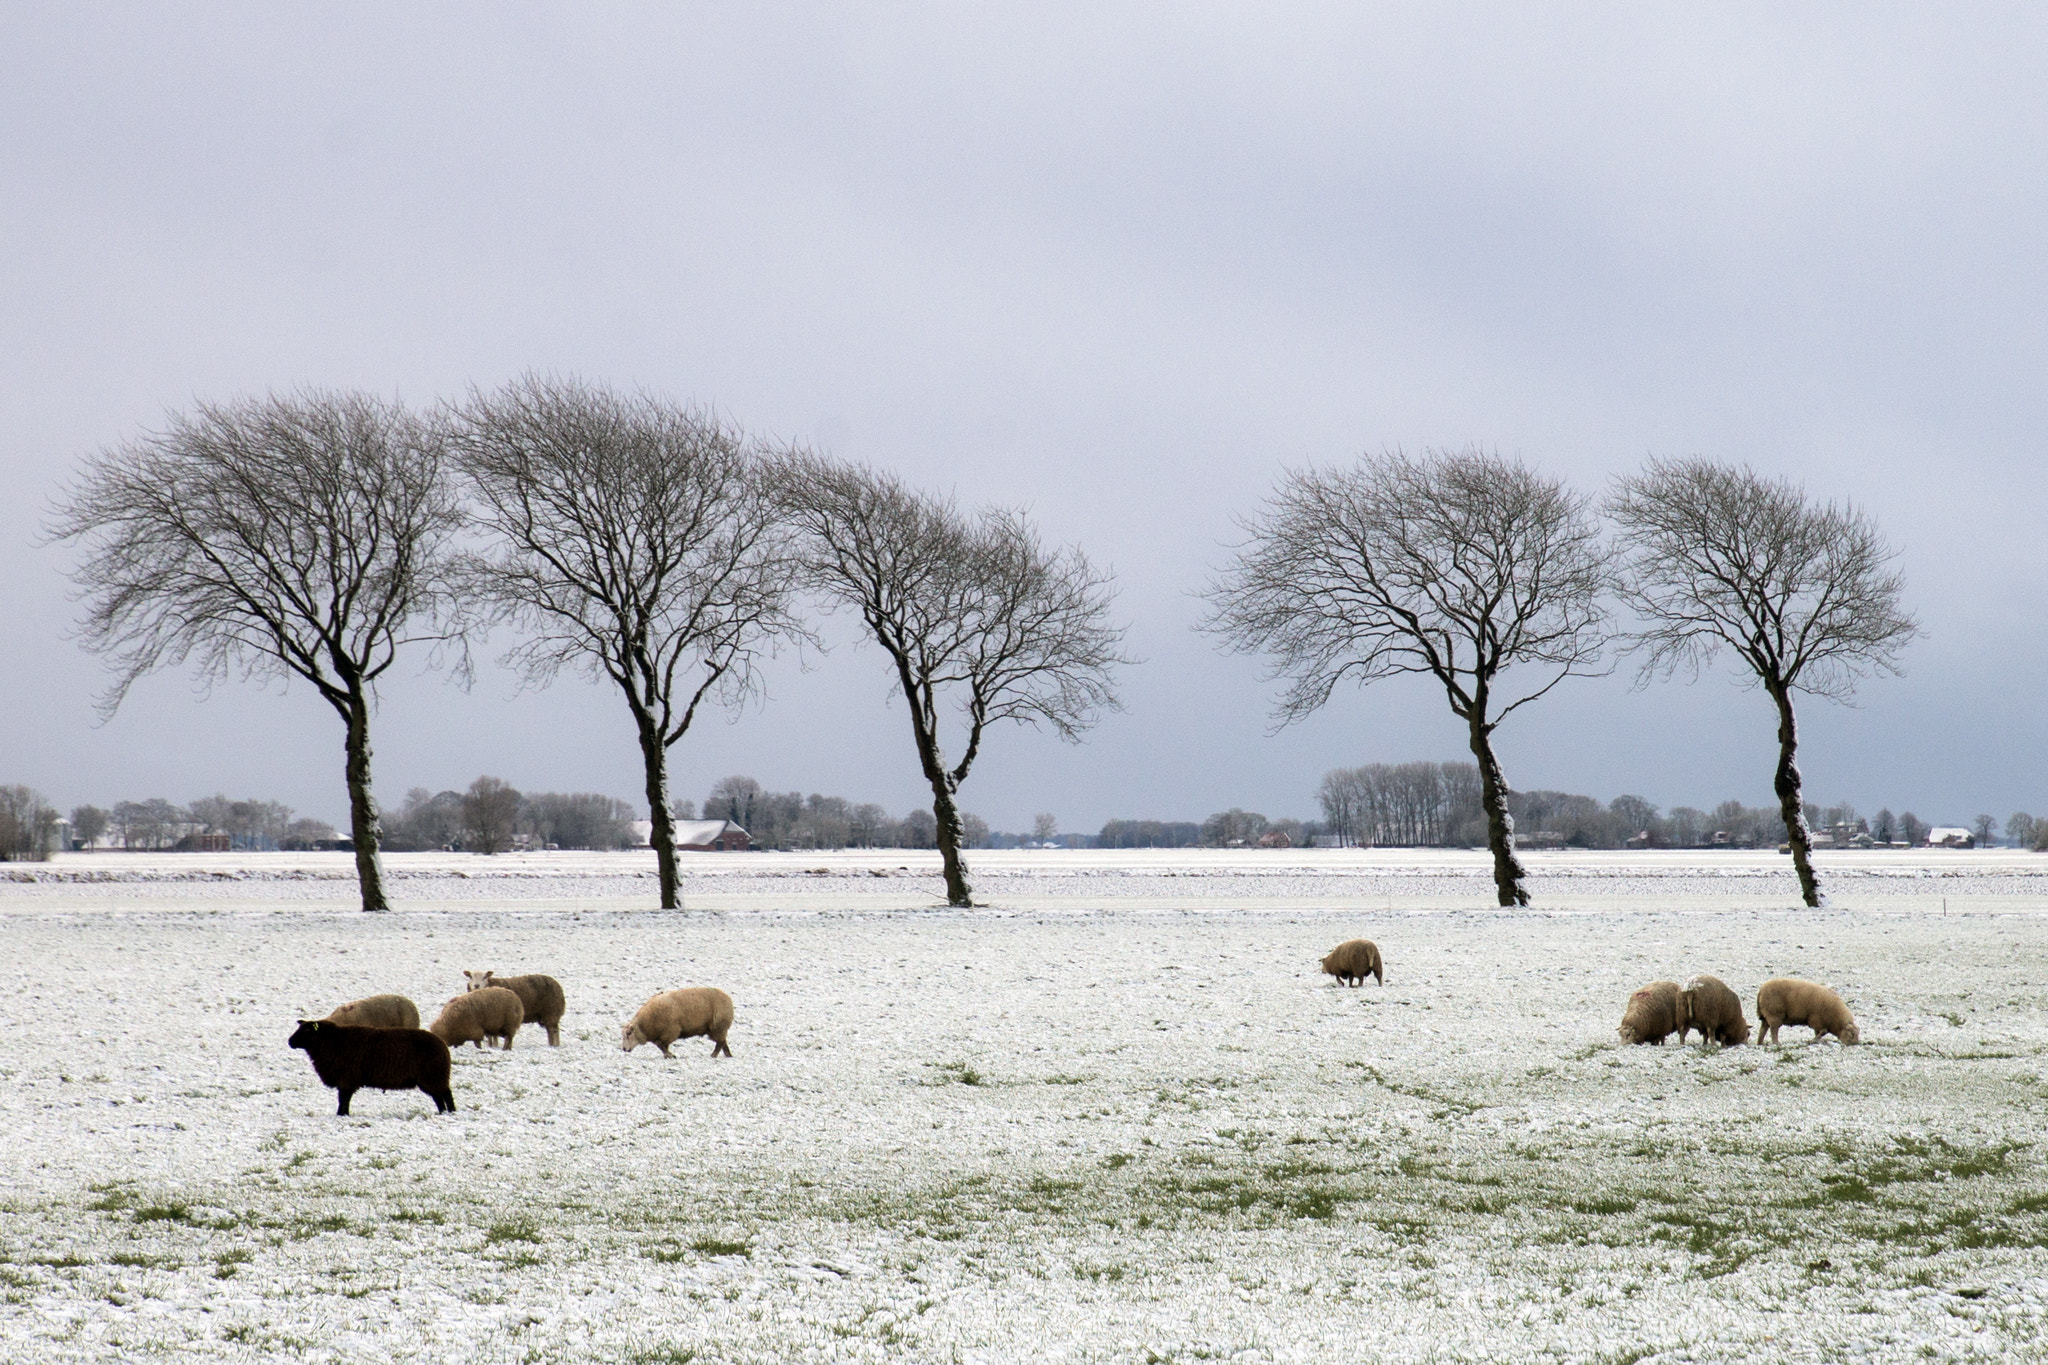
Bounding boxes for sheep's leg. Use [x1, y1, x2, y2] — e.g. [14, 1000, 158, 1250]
[336, 1088, 355, 1117]
[659, 1042, 674, 1059]
[546, 1024, 561, 1046]
[712, 1039, 732, 1058]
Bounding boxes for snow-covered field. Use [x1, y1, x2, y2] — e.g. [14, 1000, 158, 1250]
[3, 849, 2045, 1362]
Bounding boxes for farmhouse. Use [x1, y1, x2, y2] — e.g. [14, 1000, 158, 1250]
[627, 819, 752, 851]
[1926, 826, 1976, 848]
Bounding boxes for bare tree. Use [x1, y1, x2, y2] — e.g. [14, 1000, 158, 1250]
[774, 455, 1127, 906]
[2007, 812, 2036, 852]
[1204, 448, 1610, 906]
[449, 376, 802, 910]
[1032, 812, 1058, 843]
[50, 392, 464, 911]
[1608, 458, 1918, 907]
[0, 786, 60, 862]
[69, 804, 108, 851]
[462, 776, 522, 854]
[1973, 813, 1998, 849]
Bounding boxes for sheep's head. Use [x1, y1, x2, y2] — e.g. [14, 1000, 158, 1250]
[621, 1022, 646, 1053]
[1839, 1022, 1862, 1045]
[288, 1020, 322, 1050]
[463, 970, 494, 992]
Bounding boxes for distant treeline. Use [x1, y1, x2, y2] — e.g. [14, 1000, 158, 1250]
[1094, 761, 2043, 851]
[384, 774, 995, 853]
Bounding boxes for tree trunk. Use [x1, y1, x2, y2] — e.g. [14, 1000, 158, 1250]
[341, 689, 390, 913]
[907, 717, 972, 907]
[1468, 715, 1529, 907]
[633, 708, 681, 910]
[1769, 682, 1823, 908]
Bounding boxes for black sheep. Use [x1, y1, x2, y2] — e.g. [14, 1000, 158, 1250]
[287, 1020, 456, 1116]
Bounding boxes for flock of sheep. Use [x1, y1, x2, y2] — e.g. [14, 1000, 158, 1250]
[286, 972, 733, 1116]
[1318, 936, 1862, 1048]
[284, 938, 1863, 1118]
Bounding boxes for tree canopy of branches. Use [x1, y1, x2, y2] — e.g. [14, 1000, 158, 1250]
[1608, 457, 1918, 907]
[450, 376, 802, 909]
[774, 455, 1127, 906]
[50, 392, 464, 911]
[1204, 448, 1610, 906]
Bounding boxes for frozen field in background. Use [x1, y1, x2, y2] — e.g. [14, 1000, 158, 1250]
[2, 852, 2046, 1362]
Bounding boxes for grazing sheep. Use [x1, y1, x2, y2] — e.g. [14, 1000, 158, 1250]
[1679, 975, 1750, 1046]
[1756, 978, 1861, 1045]
[1617, 980, 1689, 1045]
[1320, 938, 1383, 987]
[323, 994, 421, 1031]
[428, 986, 524, 1051]
[463, 970, 567, 1046]
[621, 987, 734, 1059]
[288, 1020, 454, 1116]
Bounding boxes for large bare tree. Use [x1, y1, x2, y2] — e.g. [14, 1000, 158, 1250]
[1204, 448, 1610, 906]
[49, 391, 464, 911]
[1608, 457, 1917, 907]
[449, 376, 801, 909]
[774, 454, 1126, 906]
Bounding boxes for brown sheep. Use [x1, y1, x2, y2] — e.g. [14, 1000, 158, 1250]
[1756, 978, 1860, 1045]
[428, 986, 524, 1050]
[1320, 938, 1383, 987]
[1679, 975, 1750, 1046]
[621, 987, 734, 1059]
[288, 1020, 454, 1116]
[1617, 980, 1689, 1045]
[323, 994, 421, 1031]
[463, 970, 566, 1046]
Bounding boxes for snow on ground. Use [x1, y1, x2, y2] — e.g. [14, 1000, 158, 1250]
[2, 851, 2045, 1362]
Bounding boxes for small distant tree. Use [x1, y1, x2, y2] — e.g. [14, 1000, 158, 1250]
[704, 776, 765, 835]
[1032, 813, 1058, 843]
[450, 376, 801, 909]
[1609, 794, 1660, 845]
[50, 391, 465, 910]
[1202, 808, 1269, 846]
[1610, 458, 1917, 907]
[1666, 806, 1707, 848]
[2007, 812, 2036, 851]
[1898, 811, 1929, 847]
[462, 776, 522, 855]
[961, 811, 990, 850]
[1873, 808, 1896, 844]
[69, 804, 109, 851]
[1205, 449, 1611, 905]
[1973, 814, 1998, 849]
[774, 455, 1126, 906]
[0, 786, 60, 861]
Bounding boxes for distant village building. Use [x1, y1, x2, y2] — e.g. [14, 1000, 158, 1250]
[1257, 829, 1292, 849]
[627, 819, 751, 851]
[1926, 826, 1976, 849]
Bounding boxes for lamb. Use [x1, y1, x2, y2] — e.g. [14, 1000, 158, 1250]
[288, 1019, 454, 1116]
[1679, 974, 1750, 1046]
[1617, 980, 1689, 1045]
[621, 987, 734, 1059]
[463, 970, 566, 1046]
[1320, 938, 1383, 987]
[428, 986, 524, 1050]
[323, 993, 421, 1031]
[1756, 977, 1861, 1045]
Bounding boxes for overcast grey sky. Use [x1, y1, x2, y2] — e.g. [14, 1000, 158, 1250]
[4, 4, 2045, 835]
